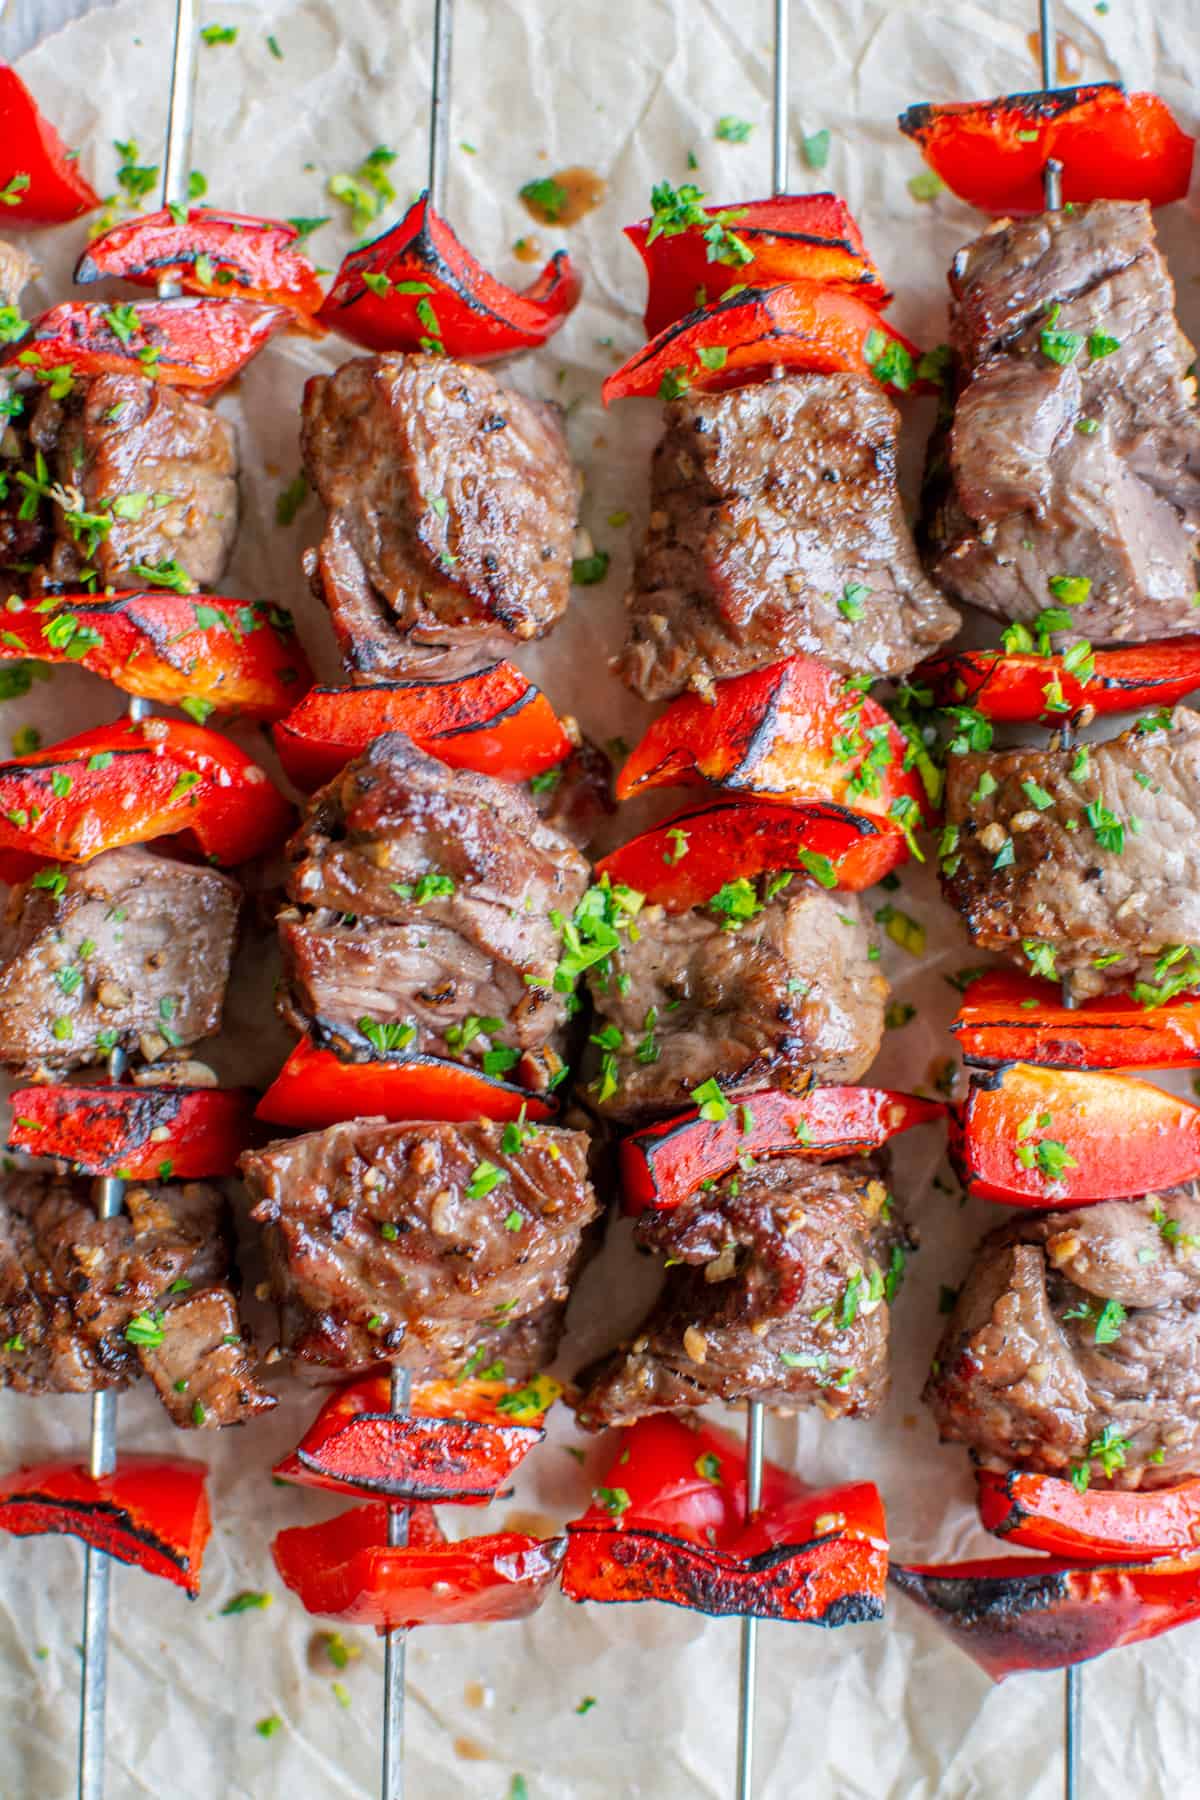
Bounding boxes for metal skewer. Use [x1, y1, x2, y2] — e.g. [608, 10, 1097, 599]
[735, 6, 789, 1795]
[77, 6, 198, 1796]
[378, 11, 453, 1795]
[1034, 1, 1079, 1789]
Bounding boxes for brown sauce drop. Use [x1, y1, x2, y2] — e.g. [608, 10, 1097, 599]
[512, 234, 545, 264]
[454, 1736, 489, 1762]
[464, 1680, 488, 1710]
[521, 166, 607, 227]
[1026, 29, 1084, 83]
[503, 1507, 560, 1538]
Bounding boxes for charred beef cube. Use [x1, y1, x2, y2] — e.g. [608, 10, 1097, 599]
[0, 846, 241, 1076]
[942, 707, 1200, 996]
[926, 1190, 1200, 1490]
[28, 371, 238, 593]
[0, 1172, 273, 1426]
[300, 353, 580, 680]
[928, 201, 1200, 643]
[242, 1116, 598, 1379]
[618, 372, 958, 702]
[279, 733, 589, 1086]
[584, 883, 887, 1123]
[575, 1154, 909, 1429]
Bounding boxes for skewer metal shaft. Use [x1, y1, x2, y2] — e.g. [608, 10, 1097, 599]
[427, 0, 454, 212]
[381, 8, 453, 1790]
[1039, 0, 1074, 1777]
[736, 8, 790, 1796]
[79, 7, 198, 1794]
[1037, 0, 1063, 208]
[382, 1365, 413, 1800]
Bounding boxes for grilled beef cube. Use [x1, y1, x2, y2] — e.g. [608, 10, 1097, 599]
[530, 738, 615, 850]
[585, 885, 887, 1123]
[300, 353, 580, 680]
[942, 707, 1200, 996]
[0, 1173, 273, 1426]
[279, 733, 589, 1083]
[928, 200, 1200, 643]
[575, 1155, 908, 1429]
[927, 1191, 1200, 1490]
[0, 846, 241, 1076]
[0, 238, 34, 310]
[618, 372, 958, 701]
[28, 372, 238, 593]
[243, 1116, 598, 1379]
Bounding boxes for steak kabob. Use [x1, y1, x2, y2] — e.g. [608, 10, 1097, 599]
[888, 5, 1200, 1787]
[232, 6, 611, 1794]
[0, 23, 325, 1797]
[533, 9, 951, 1794]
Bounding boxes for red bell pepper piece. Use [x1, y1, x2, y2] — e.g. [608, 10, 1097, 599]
[75, 208, 325, 329]
[273, 1373, 558, 1504]
[0, 1453, 211, 1594]
[977, 1468, 1200, 1564]
[602, 281, 925, 406]
[952, 970, 1200, 1072]
[0, 592, 310, 721]
[7, 1083, 254, 1179]
[920, 637, 1200, 724]
[272, 1501, 564, 1632]
[898, 85, 1195, 216]
[6, 297, 288, 399]
[594, 798, 908, 910]
[561, 1415, 888, 1623]
[891, 1550, 1200, 1679]
[954, 1064, 1200, 1206]
[317, 191, 582, 359]
[625, 192, 891, 339]
[273, 664, 572, 792]
[0, 67, 101, 226]
[616, 654, 935, 827]
[620, 1086, 946, 1215]
[255, 1035, 556, 1130]
[0, 716, 293, 869]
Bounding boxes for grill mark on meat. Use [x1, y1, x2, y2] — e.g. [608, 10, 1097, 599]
[300, 353, 580, 680]
[584, 887, 888, 1122]
[0, 846, 240, 1076]
[241, 1117, 598, 1380]
[942, 706, 1200, 994]
[574, 1155, 910, 1428]
[0, 1173, 273, 1426]
[618, 372, 958, 700]
[280, 733, 588, 1073]
[927, 1192, 1200, 1489]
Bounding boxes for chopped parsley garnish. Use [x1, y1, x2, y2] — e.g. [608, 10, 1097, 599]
[593, 1486, 631, 1519]
[644, 181, 751, 268]
[357, 1015, 416, 1056]
[466, 1159, 507, 1201]
[801, 128, 831, 170]
[715, 115, 753, 143]
[571, 548, 610, 585]
[328, 145, 397, 236]
[519, 176, 569, 221]
[690, 1077, 730, 1122]
[220, 1589, 273, 1615]
[275, 473, 308, 525]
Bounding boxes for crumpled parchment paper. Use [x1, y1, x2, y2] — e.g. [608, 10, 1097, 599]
[3, 0, 1200, 1794]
